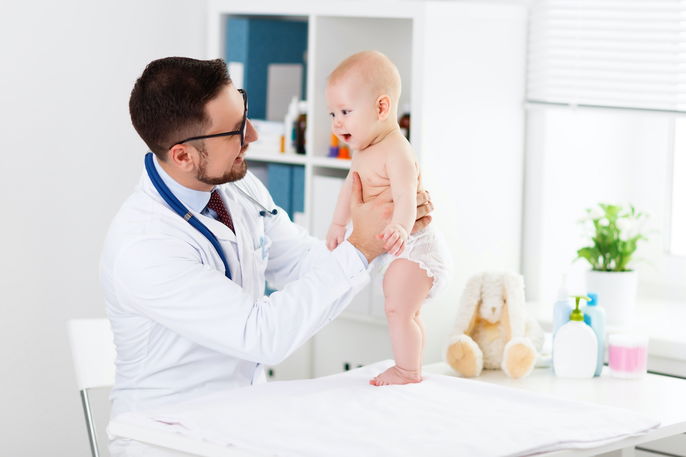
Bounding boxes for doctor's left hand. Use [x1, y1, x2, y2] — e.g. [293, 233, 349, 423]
[412, 189, 433, 234]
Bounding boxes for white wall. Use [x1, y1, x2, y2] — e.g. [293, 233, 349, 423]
[418, 2, 527, 358]
[0, 1, 206, 455]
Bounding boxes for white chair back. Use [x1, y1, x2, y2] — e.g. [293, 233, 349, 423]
[68, 318, 116, 390]
[67, 318, 116, 457]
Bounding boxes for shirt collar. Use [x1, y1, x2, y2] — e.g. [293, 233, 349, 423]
[152, 155, 212, 213]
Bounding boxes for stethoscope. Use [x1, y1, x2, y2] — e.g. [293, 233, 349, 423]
[144, 152, 278, 280]
[231, 183, 278, 217]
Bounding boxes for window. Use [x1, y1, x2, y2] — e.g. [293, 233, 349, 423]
[671, 118, 686, 256]
[524, 0, 686, 301]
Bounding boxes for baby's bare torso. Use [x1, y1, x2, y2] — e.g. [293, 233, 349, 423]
[351, 130, 419, 202]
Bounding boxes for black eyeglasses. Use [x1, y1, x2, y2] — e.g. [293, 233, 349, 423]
[170, 89, 248, 150]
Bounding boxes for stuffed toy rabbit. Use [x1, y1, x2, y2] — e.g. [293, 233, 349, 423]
[445, 272, 544, 379]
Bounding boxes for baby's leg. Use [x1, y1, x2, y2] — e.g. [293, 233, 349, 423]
[370, 259, 433, 386]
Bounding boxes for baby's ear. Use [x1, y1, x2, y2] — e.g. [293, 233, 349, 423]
[376, 94, 392, 120]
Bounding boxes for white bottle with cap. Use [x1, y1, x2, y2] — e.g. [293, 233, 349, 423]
[553, 295, 598, 378]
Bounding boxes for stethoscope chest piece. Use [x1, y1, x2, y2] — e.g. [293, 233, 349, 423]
[259, 209, 278, 217]
[231, 183, 277, 218]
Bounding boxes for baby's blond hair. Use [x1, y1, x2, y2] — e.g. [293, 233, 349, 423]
[328, 51, 401, 108]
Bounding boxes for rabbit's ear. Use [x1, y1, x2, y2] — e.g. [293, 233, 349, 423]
[454, 272, 484, 336]
[501, 272, 526, 339]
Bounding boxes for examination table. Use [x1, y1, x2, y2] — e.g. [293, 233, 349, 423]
[108, 360, 686, 457]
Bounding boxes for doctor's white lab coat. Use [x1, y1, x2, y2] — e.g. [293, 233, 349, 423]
[100, 168, 370, 419]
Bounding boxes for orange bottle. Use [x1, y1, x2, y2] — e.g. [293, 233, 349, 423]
[338, 144, 351, 159]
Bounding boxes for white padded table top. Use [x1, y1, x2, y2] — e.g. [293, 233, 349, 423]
[110, 361, 660, 457]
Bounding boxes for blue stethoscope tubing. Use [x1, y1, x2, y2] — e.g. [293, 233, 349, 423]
[145, 152, 233, 280]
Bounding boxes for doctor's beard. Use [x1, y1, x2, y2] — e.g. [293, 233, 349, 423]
[196, 145, 248, 185]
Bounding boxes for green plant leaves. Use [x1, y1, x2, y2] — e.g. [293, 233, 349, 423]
[576, 203, 648, 272]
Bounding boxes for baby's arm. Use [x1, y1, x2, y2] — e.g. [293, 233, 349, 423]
[380, 142, 418, 255]
[326, 171, 353, 250]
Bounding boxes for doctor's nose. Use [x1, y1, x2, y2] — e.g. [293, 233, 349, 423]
[245, 119, 258, 144]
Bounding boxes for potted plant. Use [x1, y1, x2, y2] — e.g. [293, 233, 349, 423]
[577, 203, 648, 327]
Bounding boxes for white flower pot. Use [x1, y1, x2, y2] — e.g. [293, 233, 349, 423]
[585, 270, 638, 328]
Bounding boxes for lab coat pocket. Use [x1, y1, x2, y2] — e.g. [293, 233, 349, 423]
[253, 235, 271, 272]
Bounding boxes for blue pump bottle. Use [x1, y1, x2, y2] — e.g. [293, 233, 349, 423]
[552, 276, 572, 335]
[582, 293, 606, 376]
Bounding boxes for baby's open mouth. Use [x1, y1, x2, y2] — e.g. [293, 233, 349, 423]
[342, 134, 351, 142]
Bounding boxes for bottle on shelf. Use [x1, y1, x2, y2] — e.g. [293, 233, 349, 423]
[581, 293, 605, 377]
[398, 103, 411, 141]
[328, 134, 339, 157]
[338, 143, 350, 159]
[295, 100, 308, 155]
[282, 96, 299, 154]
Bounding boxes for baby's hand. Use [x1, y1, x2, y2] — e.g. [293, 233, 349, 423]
[326, 223, 347, 251]
[378, 223, 408, 256]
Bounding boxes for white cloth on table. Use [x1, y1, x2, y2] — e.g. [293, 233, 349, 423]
[110, 360, 659, 457]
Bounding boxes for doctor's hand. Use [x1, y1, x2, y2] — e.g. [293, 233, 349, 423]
[347, 173, 434, 263]
[412, 188, 433, 234]
[347, 172, 391, 263]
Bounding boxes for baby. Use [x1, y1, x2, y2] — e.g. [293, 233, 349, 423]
[325, 51, 450, 386]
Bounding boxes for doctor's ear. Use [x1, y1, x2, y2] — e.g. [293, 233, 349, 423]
[376, 95, 392, 121]
[168, 144, 198, 172]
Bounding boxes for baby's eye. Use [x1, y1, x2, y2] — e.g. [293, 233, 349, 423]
[328, 112, 334, 118]
[341, 109, 351, 116]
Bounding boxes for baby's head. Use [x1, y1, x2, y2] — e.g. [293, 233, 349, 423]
[326, 51, 401, 151]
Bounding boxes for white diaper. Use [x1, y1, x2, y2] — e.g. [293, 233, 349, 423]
[368, 225, 451, 300]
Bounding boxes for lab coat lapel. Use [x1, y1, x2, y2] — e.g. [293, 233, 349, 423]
[199, 213, 237, 243]
[197, 211, 242, 286]
[139, 171, 241, 282]
[220, 185, 257, 294]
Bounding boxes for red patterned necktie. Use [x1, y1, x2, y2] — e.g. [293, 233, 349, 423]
[206, 190, 235, 233]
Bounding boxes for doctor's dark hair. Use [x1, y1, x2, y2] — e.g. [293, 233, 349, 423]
[129, 57, 231, 159]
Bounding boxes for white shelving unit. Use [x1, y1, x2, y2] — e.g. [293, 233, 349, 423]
[207, 0, 528, 380]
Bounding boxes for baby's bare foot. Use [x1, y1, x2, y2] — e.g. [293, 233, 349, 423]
[369, 365, 422, 386]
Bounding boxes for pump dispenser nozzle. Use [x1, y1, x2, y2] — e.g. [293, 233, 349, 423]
[569, 295, 591, 322]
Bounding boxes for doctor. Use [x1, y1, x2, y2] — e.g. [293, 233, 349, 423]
[101, 57, 432, 456]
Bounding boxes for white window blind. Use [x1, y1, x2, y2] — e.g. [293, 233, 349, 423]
[527, 0, 686, 112]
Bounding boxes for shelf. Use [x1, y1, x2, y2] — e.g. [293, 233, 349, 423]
[310, 156, 352, 170]
[207, 0, 529, 379]
[246, 151, 307, 165]
[245, 152, 352, 170]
